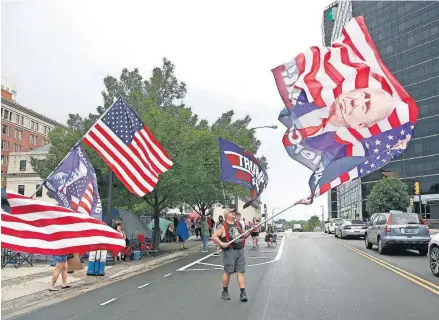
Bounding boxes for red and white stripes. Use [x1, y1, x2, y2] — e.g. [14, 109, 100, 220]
[1, 192, 125, 255]
[71, 182, 93, 215]
[83, 122, 172, 197]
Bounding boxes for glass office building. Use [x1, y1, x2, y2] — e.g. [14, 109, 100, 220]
[323, 1, 439, 219]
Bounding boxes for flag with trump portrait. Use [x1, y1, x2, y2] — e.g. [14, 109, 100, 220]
[219, 137, 268, 209]
[272, 16, 418, 202]
[44, 143, 102, 220]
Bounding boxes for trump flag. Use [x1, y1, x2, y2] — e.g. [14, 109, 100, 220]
[219, 137, 268, 208]
[44, 144, 102, 220]
[272, 16, 418, 201]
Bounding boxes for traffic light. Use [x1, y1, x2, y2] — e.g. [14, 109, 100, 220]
[410, 198, 414, 208]
[414, 181, 420, 195]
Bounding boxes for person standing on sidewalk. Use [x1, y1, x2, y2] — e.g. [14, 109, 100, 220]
[200, 215, 210, 252]
[211, 210, 251, 302]
[49, 255, 71, 291]
[177, 216, 189, 250]
[250, 217, 260, 248]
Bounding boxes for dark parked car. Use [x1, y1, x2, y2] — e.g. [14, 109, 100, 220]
[365, 213, 431, 255]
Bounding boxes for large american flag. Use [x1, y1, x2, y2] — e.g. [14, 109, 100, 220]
[272, 16, 418, 200]
[83, 97, 173, 197]
[1, 192, 125, 255]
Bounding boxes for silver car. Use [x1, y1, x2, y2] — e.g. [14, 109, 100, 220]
[428, 233, 439, 277]
[365, 213, 431, 255]
[335, 219, 366, 239]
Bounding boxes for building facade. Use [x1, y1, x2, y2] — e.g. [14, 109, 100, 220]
[6, 144, 57, 204]
[1, 91, 64, 187]
[323, 1, 439, 219]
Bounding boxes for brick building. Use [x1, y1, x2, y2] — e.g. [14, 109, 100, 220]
[1, 85, 64, 187]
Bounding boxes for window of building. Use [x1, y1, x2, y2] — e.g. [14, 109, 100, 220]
[29, 135, 37, 145]
[2, 109, 10, 120]
[30, 120, 35, 130]
[2, 124, 9, 136]
[14, 129, 23, 140]
[35, 122, 39, 132]
[18, 185, 25, 195]
[35, 184, 43, 197]
[14, 144, 21, 152]
[1, 140, 9, 150]
[1, 155, 8, 166]
[19, 160, 26, 171]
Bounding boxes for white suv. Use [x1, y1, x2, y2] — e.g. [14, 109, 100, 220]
[325, 218, 342, 234]
[428, 233, 439, 277]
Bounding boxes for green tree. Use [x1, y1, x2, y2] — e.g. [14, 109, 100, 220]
[366, 176, 409, 214]
[308, 215, 321, 230]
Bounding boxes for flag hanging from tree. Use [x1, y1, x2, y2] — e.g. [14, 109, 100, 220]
[219, 137, 268, 209]
[272, 16, 418, 202]
[1, 192, 125, 255]
[83, 97, 173, 197]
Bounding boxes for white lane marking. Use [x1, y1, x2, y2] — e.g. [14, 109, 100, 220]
[163, 273, 172, 278]
[198, 262, 223, 267]
[137, 283, 150, 289]
[100, 298, 117, 306]
[274, 236, 286, 261]
[176, 252, 215, 271]
[247, 236, 286, 267]
[181, 268, 223, 271]
[246, 256, 273, 259]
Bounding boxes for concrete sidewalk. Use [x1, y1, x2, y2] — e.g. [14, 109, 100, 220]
[1, 239, 203, 310]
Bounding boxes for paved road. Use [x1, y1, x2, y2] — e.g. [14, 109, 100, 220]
[11, 232, 439, 320]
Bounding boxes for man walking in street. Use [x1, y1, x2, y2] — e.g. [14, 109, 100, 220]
[212, 210, 251, 302]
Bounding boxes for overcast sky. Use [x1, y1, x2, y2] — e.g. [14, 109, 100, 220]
[1, 0, 330, 221]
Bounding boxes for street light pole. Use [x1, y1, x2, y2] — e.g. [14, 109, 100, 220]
[320, 205, 324, 231]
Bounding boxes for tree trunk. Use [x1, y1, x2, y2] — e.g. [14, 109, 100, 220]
[153, 209, 161, 251]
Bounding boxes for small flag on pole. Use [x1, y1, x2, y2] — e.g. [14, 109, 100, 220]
[83, 97, 173, 197]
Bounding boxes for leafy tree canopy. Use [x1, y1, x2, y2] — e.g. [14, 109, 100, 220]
[366, 176, 409, 214]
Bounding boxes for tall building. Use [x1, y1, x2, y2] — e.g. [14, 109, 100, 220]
[1, 85, 64, 187]
[323, 1, 439, 219]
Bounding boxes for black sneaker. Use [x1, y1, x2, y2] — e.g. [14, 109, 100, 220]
[221, 291, 231, 300]
[240, 291, 248, 302]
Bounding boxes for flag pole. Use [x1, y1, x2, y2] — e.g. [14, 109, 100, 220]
[107, 170, 113, 226]
[224, 196, 312, 246]
[30, 140, 81, 198]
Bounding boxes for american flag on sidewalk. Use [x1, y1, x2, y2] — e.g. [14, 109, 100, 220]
[272, 16, 418, 201]
[1, 192, 125, 255]
[83, 97, 173, 197]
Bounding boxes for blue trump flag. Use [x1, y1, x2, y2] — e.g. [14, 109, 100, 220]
[43, 144, 102, 220]
[219, 137, 268, 209]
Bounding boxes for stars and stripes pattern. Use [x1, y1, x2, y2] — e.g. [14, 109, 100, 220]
[1, 192, 125, 255]
[71, 181, 93, 215]
[83, 97, 173, 197]
[273, 16, 418, 200]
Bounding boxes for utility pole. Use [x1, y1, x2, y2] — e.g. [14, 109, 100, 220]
[320, 205, 324, 231]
